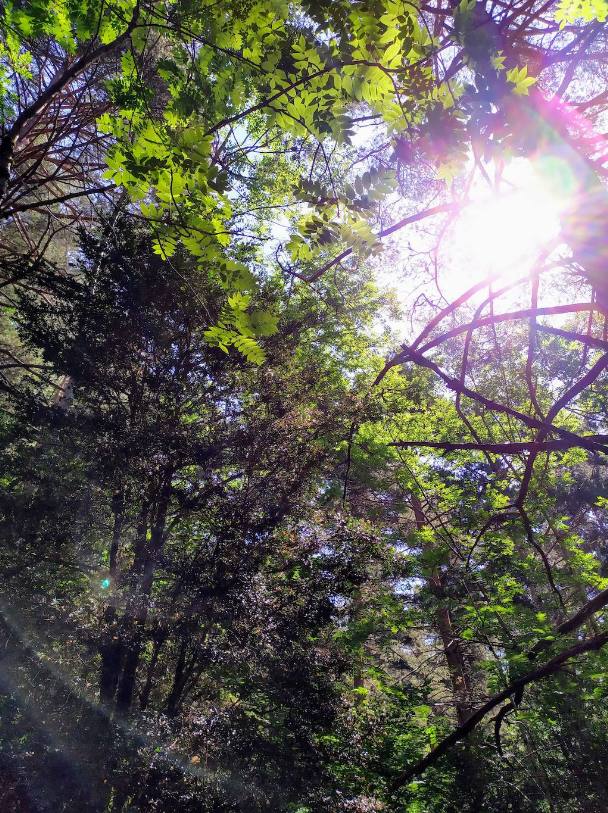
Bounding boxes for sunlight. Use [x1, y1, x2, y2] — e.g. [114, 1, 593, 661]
[449, 159, 567, 287]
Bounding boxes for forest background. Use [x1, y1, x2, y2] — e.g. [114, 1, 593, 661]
[2, 0, 608, 810]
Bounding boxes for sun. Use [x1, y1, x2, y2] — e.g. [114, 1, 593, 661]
[447, 158, 567, 290]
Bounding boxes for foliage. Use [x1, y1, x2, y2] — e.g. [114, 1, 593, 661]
[1, 0, 608, 811]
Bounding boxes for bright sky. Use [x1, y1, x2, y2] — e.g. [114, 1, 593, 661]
[381, 156, 574, 338]
[448, 158, 566, 290]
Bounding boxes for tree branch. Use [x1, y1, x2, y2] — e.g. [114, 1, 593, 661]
[389, 630, 608, 792]
[388, 437, 608, 454]
[0, 2, 140, 205]
[303, 203, 458, 283]
[375, 345, 608, 454]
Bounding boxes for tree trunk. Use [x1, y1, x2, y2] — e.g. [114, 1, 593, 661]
[51, 375, 74, 411]
[429, 573, 474, 726]
[99, 611, 123, 707]
[109, 490, 124, 580]
[99, 493, 125, 705]
[139, 629, 166, 711]
[165, 639, 189, 717]
[412, 495, 473, 724]
[113, 469, 173, 715]
[115, 629, 144, 716]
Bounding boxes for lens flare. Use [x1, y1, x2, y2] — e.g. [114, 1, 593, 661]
[450, 159, 566, 286]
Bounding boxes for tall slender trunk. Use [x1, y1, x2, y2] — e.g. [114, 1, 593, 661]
[139, 628, 166, 711]
[99, 621, 123, 707]
[115, 634, 144, 715]
[350, 589, 367, 696]
[165, 639, 189, 717]
[428, 572, 473, 726]
[114, 469, 173, 715]
[99, 492, 125, 705]
[109, 490, 124, 579]
[412, 495, 473, 725]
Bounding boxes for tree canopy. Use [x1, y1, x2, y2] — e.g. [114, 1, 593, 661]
[2, 0, 608, 811]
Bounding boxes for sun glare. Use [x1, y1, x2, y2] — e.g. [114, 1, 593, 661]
[448, 159, 566, 289]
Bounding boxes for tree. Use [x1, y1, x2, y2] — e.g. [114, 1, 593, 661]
[2, 0, 608, 810]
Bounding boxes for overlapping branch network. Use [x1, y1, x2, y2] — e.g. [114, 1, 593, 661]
[371, 246, 608, 783]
